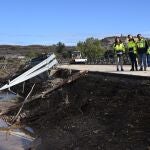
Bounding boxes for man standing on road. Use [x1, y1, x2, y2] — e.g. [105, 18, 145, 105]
[136, 34, 148, 71]
[127, 35, 138, 71]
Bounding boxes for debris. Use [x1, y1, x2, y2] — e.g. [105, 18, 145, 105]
[11, 84, 35, 124]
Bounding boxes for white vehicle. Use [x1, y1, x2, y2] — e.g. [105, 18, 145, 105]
[70, 51, 87, 64]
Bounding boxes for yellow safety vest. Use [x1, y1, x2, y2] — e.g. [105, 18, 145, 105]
[136, 39, 146, 48]
[147, 47, 150, 55]
[113, 43, 125, 52]
[127, 41, 137, 54]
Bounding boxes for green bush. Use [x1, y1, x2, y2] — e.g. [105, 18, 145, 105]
[77, 37, 105, 61]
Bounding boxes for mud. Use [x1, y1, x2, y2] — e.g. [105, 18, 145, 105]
[0, 118, 35, 150]
[14, 72, 150, 150]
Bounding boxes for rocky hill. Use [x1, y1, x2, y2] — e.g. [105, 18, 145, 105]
[101, 36, 150, 50]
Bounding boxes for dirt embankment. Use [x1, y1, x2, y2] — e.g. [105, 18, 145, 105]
[0, 60, 24, 81]
[11, 72, 149, 150]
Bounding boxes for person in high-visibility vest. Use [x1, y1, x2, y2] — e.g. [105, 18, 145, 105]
[136, 34, 148, 71]
[127, 35, 138, 71]
[147, 47, 150, 67]
[113, 37, 125, 71]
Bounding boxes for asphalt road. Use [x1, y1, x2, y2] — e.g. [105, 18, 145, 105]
[58, 65, 150, 77]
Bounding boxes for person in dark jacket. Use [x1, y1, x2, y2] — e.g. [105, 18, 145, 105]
[127, 35, 138, 71]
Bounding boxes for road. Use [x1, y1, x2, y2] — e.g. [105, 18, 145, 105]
[58, 65, 150, 78]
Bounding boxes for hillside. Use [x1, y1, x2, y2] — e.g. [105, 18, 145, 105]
[0, 36, 149, 58]
[0, 37, 118, 57]
[0, 45, 75, 58]
[101, 36, 150, 50]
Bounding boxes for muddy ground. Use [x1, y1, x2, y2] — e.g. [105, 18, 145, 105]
[8, 72, 149, 150]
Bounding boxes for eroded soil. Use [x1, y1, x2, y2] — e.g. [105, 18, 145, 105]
[19, 73, 150, 150]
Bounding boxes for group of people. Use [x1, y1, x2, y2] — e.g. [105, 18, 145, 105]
[113, 34, 150, 71]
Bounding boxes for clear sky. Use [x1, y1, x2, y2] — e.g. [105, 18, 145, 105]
[0, 0, 150, 45]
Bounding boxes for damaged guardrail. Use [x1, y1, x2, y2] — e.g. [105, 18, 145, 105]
[0, 53, 58, 91]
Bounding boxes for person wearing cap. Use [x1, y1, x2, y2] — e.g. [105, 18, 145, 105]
[127, 35, 138, 71]
[113, 37, 125, 71]
[136, 34, 148, 71]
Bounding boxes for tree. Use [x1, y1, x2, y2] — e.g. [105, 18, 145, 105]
[62, 51, 70, 59]
[56, 42, 65, 53]
[77, 37, 104, 62]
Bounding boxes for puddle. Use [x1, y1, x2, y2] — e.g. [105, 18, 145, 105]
[0, 91, 36, 149]
[0, 91, 18, 102]
[0, 118, 35, 150]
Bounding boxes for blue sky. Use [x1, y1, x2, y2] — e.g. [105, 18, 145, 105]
[0, 0, 150, 45]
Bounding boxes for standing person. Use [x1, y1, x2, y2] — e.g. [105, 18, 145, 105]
[147, 46, 150, 67]
[113, 37, 125, 71]
[127, 35, 138, 71]
[136, 34, 148, 71]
